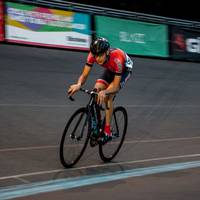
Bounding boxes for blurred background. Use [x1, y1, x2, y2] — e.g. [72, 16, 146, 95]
[71, 0, 200, 21]
[1, 0, 200, 62]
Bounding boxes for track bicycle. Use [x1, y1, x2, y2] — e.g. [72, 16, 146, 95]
[59, 88, 128, 168]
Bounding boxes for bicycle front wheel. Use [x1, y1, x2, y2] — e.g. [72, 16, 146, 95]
[59, 107, 90, 168]
[99, 106, 128, 162]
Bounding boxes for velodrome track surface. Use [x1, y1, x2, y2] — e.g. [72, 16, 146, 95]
[0, 43, 200, 199]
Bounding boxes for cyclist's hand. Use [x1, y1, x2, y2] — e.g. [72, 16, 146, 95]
[97, 90, 107, 105]
[68, 83, 81, 96]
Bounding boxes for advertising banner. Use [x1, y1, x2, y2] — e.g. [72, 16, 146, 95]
[0, 0, 4, 41]
[5, 2, 91, 49]
[171, 27, 200, 61]
[95, 16, 168, 57]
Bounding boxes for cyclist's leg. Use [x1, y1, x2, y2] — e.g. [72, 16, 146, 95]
[93, 70, 109, 136]
[102, 70, 132, 144]
[94, 69, 110, 92]
[94, 81, 107, 92]
[94, 80, 114, 131]
[105, 93, 114, 133]
[94, 70, 116, 142]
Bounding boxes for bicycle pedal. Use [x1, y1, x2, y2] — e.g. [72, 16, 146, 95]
[98, 135, 112, 145]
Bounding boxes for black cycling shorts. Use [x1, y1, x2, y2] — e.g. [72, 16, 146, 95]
[96, 69, 132, 89]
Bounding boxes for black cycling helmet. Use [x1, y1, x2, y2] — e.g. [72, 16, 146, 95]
[90, 37, 110, 56]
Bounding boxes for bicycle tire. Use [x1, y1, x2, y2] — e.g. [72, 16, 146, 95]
[59, 107, 91, 168]
[99, 106, 128, 162]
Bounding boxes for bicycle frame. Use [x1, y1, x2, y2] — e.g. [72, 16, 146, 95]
[60, 87, 128, 167]
[84, 89, 103, 136]
[70, 88, 103, 141]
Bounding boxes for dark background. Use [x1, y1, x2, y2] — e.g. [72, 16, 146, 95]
[71, 0, 200, 22]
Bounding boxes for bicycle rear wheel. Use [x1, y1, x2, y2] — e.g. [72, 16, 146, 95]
[99, 106, 128, 162]
[60, 107, 90, 168]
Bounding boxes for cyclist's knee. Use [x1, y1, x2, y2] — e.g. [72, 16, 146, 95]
[94, 82, 106, 92]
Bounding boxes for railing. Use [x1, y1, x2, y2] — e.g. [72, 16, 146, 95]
[10, 0, 200, 29]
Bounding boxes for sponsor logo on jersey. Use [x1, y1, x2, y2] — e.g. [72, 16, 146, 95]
[114, 58, 123, 73]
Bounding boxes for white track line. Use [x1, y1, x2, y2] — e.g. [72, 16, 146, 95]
[125, 136, 200, 144]
[0, 136, 200, 152]
[0, 153, 200, 181]
[0, 145, 58, 152]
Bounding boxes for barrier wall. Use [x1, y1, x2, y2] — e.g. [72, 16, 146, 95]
[95, 16, 169, 57]
[1, 1, 200, 62]
[0, 0, 4, 41]
[5, 2, 91, 50]
[170, 27, 200, 61]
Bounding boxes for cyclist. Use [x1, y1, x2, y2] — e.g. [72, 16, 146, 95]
[68, 37, 133, 144]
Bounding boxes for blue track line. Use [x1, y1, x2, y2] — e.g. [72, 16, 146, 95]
[1, 160, 200, 200]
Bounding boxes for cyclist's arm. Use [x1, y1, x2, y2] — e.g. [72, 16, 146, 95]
[68, 64, 92, 96]
[105, 74, 121, 95]
[77, 64, 92, 86]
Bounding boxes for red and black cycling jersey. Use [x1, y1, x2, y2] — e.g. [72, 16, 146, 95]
[86, 48, 127, 75]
